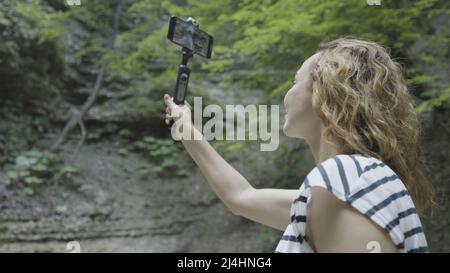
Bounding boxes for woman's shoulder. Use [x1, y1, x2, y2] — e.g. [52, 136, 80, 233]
[295, 153, 428, 253]
[302, 153, 401, 198]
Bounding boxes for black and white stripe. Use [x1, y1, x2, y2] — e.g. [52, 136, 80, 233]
[276, 153, 428, 253]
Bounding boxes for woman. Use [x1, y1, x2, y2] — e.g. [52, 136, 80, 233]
[163, 38, 434, 253]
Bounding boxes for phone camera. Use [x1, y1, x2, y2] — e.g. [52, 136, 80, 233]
[186, 17, 198, 27]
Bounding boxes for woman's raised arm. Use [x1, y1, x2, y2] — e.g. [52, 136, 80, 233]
[164, 94, 299, 231]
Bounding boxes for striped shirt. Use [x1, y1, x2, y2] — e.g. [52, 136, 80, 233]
[275, 153, 429, 253]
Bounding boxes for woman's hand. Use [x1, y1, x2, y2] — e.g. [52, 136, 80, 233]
[163, 94, 193, 136]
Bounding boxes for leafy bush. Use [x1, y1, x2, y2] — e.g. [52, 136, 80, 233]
[0, 115, 49, 167]
[132, 136, 190, 178]
[0, 0, 64, 101]
[6, 150, 79, 195]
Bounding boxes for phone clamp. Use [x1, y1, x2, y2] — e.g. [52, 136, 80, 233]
[173, 17, 198, 105]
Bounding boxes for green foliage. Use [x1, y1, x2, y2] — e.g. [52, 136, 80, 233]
[5, 150, 79, 195]
[55, 205, 68, 215]
[1, 0, 448, 126]
[0, 116, 48, 167]
[103, 0, 449, 111]
[0, 0, 448, 193]
[416, 87, 450, 112]
[15, 1, 62, 42]
[133, 136, 190, 178]
[207, 0, 449, 107]
[0, 0, 64, 101]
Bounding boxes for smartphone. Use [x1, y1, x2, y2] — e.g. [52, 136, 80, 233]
[167, 16, 213, 58]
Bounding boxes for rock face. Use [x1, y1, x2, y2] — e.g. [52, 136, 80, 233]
[0, 137, 280, 253]
[0, 109, 449, 253]
[420, 110, 450, 252]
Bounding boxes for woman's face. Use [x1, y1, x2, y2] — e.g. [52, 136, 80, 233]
[283, 53, 322, 139]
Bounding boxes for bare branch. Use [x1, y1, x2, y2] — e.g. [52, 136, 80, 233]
[50, 0, 125, 152]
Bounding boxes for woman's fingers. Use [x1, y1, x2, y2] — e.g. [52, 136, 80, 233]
[164, 94, 173, 125]
[163, 93, 187, 125]
[164, 94, 171, 107]
[165, 112, 173, 125]
[164, 94, 176, 108]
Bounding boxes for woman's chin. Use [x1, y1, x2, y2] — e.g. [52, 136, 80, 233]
[282, 123, 292, 137]
[283, 122, 304, 139]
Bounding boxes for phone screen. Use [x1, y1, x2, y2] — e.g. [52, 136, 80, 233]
[168, 17, 213, 58]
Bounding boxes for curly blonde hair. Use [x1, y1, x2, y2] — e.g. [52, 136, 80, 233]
[311, 37, 434, 214]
